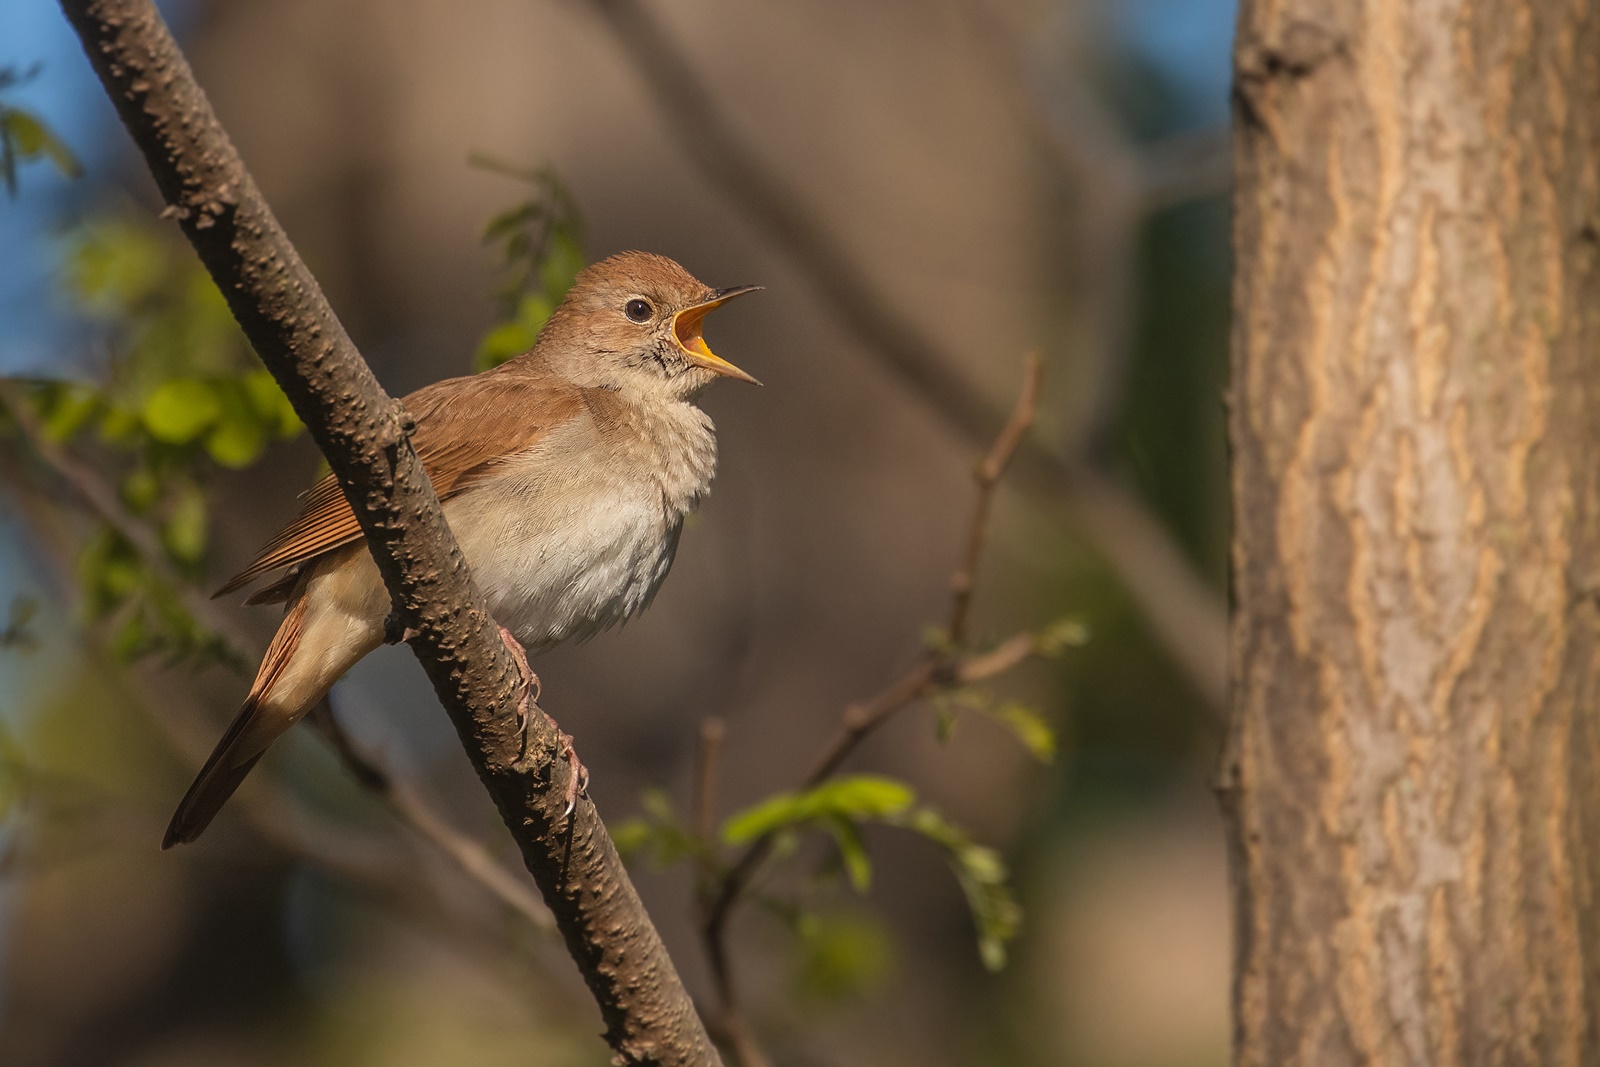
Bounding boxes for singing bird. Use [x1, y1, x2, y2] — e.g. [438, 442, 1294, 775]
[164, 251, 760, 848]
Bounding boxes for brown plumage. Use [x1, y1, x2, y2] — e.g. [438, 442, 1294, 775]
[213, 377, 588, 603]
[165, 251, 760, 847]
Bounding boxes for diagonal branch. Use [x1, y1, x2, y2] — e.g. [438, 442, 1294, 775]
[58, 2, 716, 1063]
[586, 0, 1226, 713]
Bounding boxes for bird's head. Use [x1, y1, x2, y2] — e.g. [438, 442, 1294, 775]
[536, 250, 761, 398]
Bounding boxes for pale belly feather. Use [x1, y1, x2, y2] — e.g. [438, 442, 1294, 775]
[446, 471, 684, 653]
[311, 391, 715, 662]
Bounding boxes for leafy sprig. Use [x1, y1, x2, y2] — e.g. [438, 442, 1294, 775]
[4, 212, 301, 665]
[469, 154, 586, 370]
[0, 65, 82, 197]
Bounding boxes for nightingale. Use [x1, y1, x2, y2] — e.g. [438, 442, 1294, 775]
[164, 251, 760, 848]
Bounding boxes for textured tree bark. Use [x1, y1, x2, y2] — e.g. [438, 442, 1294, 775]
[58, 1, 719, 1063]
[1224, 1, 1600, 1064]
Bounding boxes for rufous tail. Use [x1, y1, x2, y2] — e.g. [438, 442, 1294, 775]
[162, 594, 310, 848]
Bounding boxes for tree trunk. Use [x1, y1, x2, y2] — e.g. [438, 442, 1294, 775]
[1224, 1, 1600, 1064]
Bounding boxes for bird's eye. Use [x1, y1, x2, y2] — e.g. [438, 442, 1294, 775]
[624, 298, 653, 323]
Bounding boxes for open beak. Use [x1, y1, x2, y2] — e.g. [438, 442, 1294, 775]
[672, 285, 763, 385]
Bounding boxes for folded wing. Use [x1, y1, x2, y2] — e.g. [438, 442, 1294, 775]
[214, 368, 585, 599]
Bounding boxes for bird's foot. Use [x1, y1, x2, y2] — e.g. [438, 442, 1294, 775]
[497, 626, 583, 811]
[555, 729, 590, 817]
[497, 624, 540, 726]
[383, 612, 419, 646]
[515, 705, 590, 817]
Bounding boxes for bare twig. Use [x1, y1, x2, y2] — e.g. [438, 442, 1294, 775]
[702, 1014, 775, 1067]
[696, 358, 1046, 1057]
[308, 700, 554, 931]
[60, 2, 716, 1061]
[693, 717, 725, 849]
[586, 0, 1227, 713]
[955, 632, 1036, 684]
[806, 353, 1039, 790]
[949, 353, 1041, 645]
[1, 380, 554, 935]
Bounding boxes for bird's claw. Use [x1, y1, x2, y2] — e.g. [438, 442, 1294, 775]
[497, 624, 586, 815]
[498, 625, 539, 728]
[559, 733, 590, 818]
[383, 612, 419, 646]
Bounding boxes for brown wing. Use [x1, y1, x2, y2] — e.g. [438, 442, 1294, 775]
[213, 369, 586, 600]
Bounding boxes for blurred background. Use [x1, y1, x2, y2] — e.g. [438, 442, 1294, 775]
[0, 0, 1233, 1064]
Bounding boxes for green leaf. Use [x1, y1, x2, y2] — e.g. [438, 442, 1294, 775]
[895, 807, 1021, 971]
[539, 228, 585, 297]
[242, 369, 302, 438]
[37, 383, 100, 442]
[721, 775, 916, 846]
[613, 789, 707, 869]
[160, 483, 207, 564]
[172, 272, 244, 377]
[78, 531, 143, 617]
[475, 319, 541, 372]
[1, 108, 82, 179]
[96, 401, 142, 444]
[141, 379, 220, 443]
[111, 609, 154, 662]
[935, 688, 1058, 763]
[204, 417, 265, 468]
[63, 217, 169, 312]
[206, 382, 271, 468]
[823, 814, 873, 892]
[475, 291, 556, 371]
[991, 702, 1057, 763]
[1036, 617, 1091, 657]
[120, 467, 160, 513]
[610, 817, 654, 860]
[481, 201, 540, 241]
[934, 702, 957, 743]
[1, 118, 15, 197]
[793, 911, 893, 1002]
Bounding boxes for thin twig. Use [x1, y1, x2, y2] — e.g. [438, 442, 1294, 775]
[948, 353, 1040, 646]
[696, 358, 1047, 1054]
[702, 1014, 775, 1067]
[586, 0, 1227, 714]
[955, 632, 1037, 684]
[693, 717, 725, 849]
[308, 700, 554, 931]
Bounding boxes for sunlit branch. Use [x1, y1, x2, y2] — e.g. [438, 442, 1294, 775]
[57, 1, 716, 1061]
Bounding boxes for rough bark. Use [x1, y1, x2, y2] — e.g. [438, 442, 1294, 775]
[58, 2, 718, 1062]
[1224, 1, 1600, 1064]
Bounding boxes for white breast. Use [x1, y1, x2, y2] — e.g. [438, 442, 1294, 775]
[444, 397, 717, 652]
